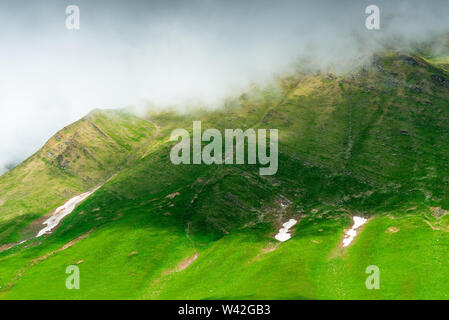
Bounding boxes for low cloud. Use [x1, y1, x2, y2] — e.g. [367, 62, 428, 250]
[1, 0, 449, 174]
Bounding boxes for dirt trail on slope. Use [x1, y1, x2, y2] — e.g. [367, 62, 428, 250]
[422, 219, 449, 232]
[4, 228, 95, 290]
[176, 253, 199, 272]
[162, 252, 199, 276]
[0, 243, 19, 254]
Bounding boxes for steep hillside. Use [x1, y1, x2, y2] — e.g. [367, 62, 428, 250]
[0, 110, 156, 244]
[2, 48, 449, 299]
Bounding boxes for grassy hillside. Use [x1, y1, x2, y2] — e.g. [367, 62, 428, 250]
[0, 110, 156, 244]
[2, 47, 449, 299]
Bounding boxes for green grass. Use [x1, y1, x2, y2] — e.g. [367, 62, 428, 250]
[0, 110, 156, 244]
[4, 211, 449, 299]
[2, 47, 449, 299]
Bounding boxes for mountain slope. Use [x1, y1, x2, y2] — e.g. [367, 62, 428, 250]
[2, 48, 449, 299]
[0, 110, 156, 244]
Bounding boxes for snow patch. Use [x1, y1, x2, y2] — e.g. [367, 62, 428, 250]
[342, 216, 367, 247]
[36, 185, 102, 237]
[275, 219, 297, 242]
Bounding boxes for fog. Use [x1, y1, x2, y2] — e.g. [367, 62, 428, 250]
[1, 0, 449, 174]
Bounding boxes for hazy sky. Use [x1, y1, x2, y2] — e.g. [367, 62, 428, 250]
[1, 0, 449, 174]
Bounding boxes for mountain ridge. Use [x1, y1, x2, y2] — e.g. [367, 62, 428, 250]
[2, 47, 449, 299]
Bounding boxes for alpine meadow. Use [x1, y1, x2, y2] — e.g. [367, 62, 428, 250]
[2, 0, 449, 302]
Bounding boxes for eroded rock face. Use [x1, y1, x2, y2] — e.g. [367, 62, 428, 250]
[386, 226, 400, 233]
[430, 206, 449, 218]
[398, 54, 419, 66]
[431, 74, 449, 88]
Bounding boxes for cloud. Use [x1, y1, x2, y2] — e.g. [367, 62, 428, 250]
[1, 0, 449, 174]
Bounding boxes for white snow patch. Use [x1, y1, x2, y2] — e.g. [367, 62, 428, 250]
[36, 185, 102, 237]
[275, 219, 297, 242]
[342, 216, 367, 247]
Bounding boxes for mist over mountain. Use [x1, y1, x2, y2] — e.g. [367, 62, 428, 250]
[5, 0, 449, 300]
[1, 0, 449, 174]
